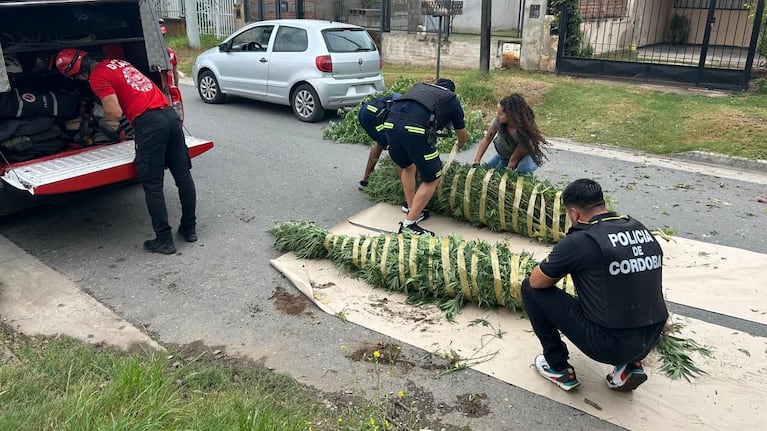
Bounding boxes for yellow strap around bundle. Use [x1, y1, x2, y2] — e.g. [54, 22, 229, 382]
[360, 238, 371, 267]
[351, 237, 360, 267]
[552, 190, 563, 241]
[463, 167, 476, 220]
[512, 176, 524, 232]
[441, 238, 454, 297]
[490, 246, 504, 305]
[499, 173, 508, 230]
[479, 170, 493, 224]
[427, 237, 437, 293]
[380, 236, 391, 277]
[397, 235, 406, 287]
[408, 236, 419, 282]
[457, 243, 471, 301]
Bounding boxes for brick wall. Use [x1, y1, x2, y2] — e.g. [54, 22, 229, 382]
[579, 0, 628, 19]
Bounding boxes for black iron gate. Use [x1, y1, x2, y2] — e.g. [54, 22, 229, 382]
[555, 0, 766, 90]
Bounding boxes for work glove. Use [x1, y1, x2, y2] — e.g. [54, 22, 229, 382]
[117, 117, 134, 140]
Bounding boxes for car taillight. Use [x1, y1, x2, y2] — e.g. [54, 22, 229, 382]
[315, 55, 332, 73]
[379, 57, 383, 69]
[169, 85, 184, 124]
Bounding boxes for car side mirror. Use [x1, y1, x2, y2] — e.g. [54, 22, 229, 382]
[218, 42, 231, 52]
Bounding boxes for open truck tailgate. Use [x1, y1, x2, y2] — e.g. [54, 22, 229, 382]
[1, 136, 213, 195]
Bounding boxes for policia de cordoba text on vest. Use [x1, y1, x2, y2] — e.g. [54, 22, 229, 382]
[605, 227, 662, 276]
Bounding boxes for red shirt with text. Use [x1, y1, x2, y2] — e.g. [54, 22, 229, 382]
[89, 59, 169, 123]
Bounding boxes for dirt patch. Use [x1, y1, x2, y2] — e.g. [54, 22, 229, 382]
[347, 340, 453, 374]
[490, 77, 552, 109]
[349, 340, 410, 370]
[456, 392, 491, 418]
[271, 286, 308, 315]
[366, 297, 441, 330]
[322, 382, 469, 431]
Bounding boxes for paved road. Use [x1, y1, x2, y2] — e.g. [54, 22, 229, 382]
[0, 84, 765, 430]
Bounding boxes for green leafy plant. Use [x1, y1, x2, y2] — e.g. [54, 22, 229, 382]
[549, 0, 585, 57]
[666, 14, 691, 46]
[655, 322, 712, 381]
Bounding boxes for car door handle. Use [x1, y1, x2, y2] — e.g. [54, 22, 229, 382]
[259, 58, 268, 63]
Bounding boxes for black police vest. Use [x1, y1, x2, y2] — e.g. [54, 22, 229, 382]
[577, 216, 668, 328]
[397, 83, 456, 129]
[366, 96, 396, 123]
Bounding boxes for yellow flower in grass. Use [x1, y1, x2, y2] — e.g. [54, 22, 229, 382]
[397, 390, 405, 399]
[373, 350, 380, 359]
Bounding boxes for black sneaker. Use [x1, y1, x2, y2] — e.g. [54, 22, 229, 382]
[398, 222, 434, 236]
[143, 238, 177, 255]
[401, 204, 430, 222]
[358, 180, 368, 190]
[177, 225, 198, 243]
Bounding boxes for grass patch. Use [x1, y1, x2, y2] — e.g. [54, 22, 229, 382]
[0, 327, 421, 431]
[165, 34, 224, 77]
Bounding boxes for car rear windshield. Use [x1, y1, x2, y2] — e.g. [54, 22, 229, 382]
[322, 28, 377, 53]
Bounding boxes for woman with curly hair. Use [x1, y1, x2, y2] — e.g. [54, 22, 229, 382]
[473, 93, 549, 174]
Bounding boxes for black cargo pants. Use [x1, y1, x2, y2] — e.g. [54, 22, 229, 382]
[133, 107, 196, 239]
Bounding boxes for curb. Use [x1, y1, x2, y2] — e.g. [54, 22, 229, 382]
[672, 151, 766, 173]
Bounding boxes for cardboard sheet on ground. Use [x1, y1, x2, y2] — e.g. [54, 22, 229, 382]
[348, 203, 767, 325]
[272, 252, 765, 431]
[270, 204, 767, 430]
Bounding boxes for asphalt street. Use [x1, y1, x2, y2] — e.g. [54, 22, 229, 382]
[0, 83, 765, 430]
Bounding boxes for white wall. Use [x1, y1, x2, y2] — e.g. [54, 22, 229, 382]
[450, 0, 523, 33]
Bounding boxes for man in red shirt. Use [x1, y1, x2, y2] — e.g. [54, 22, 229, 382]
[55, 48, 197, 254]
[159, 19, 180, 86]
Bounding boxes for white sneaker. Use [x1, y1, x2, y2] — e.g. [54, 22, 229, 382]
[534, 354, 581, 391]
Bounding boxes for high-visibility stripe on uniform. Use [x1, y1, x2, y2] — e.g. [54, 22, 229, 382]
[366, 104, 379, 113]
[404, 126, 426, 134]
[424, 150, 439, 160]
[382, 122, 394, 129]
[374, 124, 385, 132]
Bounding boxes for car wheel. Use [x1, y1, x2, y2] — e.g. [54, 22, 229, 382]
[291, 84, 325, 122]
[197, 70, 225, 104]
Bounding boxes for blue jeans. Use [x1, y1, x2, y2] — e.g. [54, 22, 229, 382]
[487, 154, 538, 174]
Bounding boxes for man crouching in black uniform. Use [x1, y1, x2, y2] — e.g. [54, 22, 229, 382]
[522, 178, 668, 392]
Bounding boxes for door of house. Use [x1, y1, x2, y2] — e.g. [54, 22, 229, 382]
[555, 0, 766, 90]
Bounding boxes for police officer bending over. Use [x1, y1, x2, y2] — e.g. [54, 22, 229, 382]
[383, 78, 468, 235]
[357, 92, 400, 190]
[522, 178, 668, 392]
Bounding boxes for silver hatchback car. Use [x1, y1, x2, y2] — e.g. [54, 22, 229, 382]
[193, 19, 385, 122]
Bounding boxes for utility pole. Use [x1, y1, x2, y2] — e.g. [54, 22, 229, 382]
[479, 0, 491, 72]
[185, 0, 201, 49]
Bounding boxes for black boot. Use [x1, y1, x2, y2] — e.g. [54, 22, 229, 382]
[143, 237, 177, 254]
[177, 225, 197, 243]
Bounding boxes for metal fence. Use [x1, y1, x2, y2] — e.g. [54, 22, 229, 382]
[555, 0, 766, 90]
[151, 0, 237, 38]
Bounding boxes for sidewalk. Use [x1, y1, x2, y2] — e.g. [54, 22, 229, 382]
[0, 235, 160, 351]
[0, 141, 764, 352]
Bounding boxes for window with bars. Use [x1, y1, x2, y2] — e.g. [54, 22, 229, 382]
[579, 0, 629, 20]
